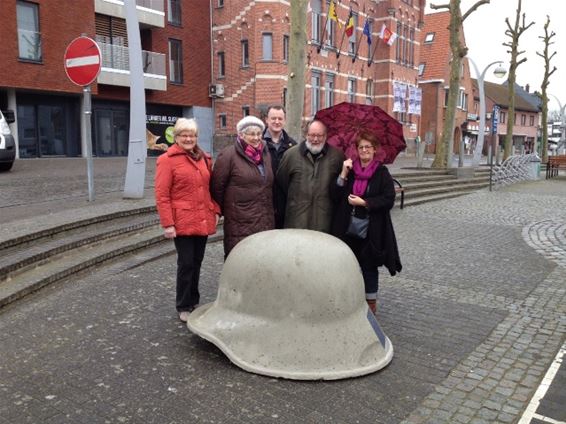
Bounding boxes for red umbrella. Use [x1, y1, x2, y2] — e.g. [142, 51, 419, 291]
[314, 102, 406, 164]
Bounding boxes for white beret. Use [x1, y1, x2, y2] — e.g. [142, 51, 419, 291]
[236, 115, 265, 134]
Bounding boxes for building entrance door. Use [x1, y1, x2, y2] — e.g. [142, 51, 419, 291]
[93, 109, 129, 156]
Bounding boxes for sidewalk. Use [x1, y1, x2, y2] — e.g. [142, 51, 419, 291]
[0, 157, 565, 423]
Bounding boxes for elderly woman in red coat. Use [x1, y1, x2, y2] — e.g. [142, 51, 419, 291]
[155, 118, 220, 323]
[211, 115, 275, 258]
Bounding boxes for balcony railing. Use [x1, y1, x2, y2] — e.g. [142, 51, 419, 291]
[17, 29, 42, 61]
[96, 40, 165, 77]
[135, 0, 164, 12]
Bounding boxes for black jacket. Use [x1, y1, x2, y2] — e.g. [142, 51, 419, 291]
[263, 128, 297, 228]
[330, 165, 402, 276]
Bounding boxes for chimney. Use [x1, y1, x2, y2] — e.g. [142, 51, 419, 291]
[525, 84, 530, 93]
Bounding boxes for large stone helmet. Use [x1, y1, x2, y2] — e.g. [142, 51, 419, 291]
[187, 229, 393, 380]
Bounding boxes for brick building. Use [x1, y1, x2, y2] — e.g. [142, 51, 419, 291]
[211, 0, 425, 151]
[0, 0, 212, 158]
[417, 11, 475, 155]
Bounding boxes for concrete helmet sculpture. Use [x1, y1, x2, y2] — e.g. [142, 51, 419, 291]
[187, 229, 393, 380]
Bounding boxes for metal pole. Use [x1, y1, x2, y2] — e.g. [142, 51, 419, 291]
[489, 134, 494, 192]
[469, 59, 503, 168]
[83, 85, 95, 202]
[123, 0, 147, 199]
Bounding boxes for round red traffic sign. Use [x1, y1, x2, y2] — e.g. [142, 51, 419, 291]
[64, 36, 102, 86]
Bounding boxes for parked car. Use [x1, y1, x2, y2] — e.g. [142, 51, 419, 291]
[0, 110, 16, 171]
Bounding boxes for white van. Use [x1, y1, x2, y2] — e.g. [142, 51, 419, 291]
[0, 110, 16, 171]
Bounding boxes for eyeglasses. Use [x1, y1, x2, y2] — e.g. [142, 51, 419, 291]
[358, 145, 374, 151]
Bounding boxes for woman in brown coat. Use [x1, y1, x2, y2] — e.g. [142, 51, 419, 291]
[211, 116, 275, 258]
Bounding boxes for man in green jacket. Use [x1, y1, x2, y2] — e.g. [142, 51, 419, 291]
[276, 120, 344, 233]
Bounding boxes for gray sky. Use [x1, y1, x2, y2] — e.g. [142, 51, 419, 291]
[426, 0, 566, 112]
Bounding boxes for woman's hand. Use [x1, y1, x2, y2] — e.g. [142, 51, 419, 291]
[348, 194, 367, 207]
[215, 214, 221, 226]
[340, 158, 353, 179]
[164, 226, 176, 239]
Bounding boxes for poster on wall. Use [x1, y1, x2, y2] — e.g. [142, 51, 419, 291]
[146, 114, 179, 156]
[408, 86, 416, 114]
[393, 82, 402, 112]
[414, 88, 422, 116]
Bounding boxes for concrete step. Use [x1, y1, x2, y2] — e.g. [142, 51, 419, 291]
[0, 212, 160, 279]
[0, 223, 224, 309]
[399, 190, 478, 208]
[402, 181, 489, 200]
[403, 176, 490, 191]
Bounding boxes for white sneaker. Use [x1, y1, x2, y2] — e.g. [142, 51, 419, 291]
[179, 311, 190, 322]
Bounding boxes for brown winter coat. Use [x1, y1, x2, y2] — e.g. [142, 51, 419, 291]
[211, 139, 275, 256]
[155, 143, 220, 236]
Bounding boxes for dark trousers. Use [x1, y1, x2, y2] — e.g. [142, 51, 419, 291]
[361, 267, 379, 299]
[173, 235, 207, 312]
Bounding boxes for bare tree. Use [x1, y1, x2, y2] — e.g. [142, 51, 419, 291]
[287, 0, 309, 142]
[430, 0, 489, 169]
[536, 15, 556, 163]
[502, 0, 534, 159]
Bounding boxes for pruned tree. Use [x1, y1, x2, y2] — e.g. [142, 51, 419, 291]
[430, 0, 490, 169]
[502, 0, 534, 159]
[536, 15, 556, 163]
[287, 0, 309, 142]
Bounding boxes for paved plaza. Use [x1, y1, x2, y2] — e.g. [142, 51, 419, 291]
[0, 159, 565, 423]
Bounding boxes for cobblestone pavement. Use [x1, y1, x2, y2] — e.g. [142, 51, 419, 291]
[1, 161, 565, 423]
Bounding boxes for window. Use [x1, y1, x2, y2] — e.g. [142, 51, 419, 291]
[424, 32, 435, 43]
[444, 88, 449, 107]
[311, 0, 322, 43]
[283, 35, 289, 62]
[262, 33, 273, 60]
[395, 22, 402, 63]
[409, 28, 415, 67]
[365, 79, 373, 105]
[499, 111, 506, 124]
[168, 39, 183, 83]
[242, 106, 250, 117]
[324, 74, 334, 108]
[325, 13, 335, 47]
[521, 114, 526, 125]
[348, 13, 358, 54]
[17, 1, 42, 61]
[218, 0, 224, 7]
[217, 52, 225, 78]
[283, 87, 288, 109]
[168, 0, 181, 26]
[529, 115, 534, 126]
[418, 63, 425, 76]
[311, 72, 321, 116]
[457, 89, 467, 110]
[219, 114, 227, 129]
[347, 78, 356, 103]
[241, 39, 249, 67]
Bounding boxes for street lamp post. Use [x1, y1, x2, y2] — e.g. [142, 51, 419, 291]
[549, 95, 566, 156]
[468, 58, 507, 168]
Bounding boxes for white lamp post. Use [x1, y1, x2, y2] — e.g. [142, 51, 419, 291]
[468, 58, 507, 167]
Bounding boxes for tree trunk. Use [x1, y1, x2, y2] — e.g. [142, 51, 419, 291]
[287, 0, 308, 142]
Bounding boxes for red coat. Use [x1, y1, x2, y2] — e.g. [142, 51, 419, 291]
[155, 144, 220, 236]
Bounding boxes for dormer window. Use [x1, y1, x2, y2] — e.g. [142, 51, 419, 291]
[424, 32, 435, 43]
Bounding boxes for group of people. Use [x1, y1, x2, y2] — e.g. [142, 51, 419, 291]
[154, 106, 401, 322]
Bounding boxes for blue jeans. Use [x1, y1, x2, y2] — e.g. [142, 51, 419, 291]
[361, 267, 379, 299]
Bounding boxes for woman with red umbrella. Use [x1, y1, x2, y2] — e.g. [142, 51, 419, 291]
[330, 131, 402, 314]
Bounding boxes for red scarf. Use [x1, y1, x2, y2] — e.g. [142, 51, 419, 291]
[352, 158, 381, 196]
[238, 137, 263, 165]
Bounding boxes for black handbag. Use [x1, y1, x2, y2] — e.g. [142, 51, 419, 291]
[345, 207, 369, 239]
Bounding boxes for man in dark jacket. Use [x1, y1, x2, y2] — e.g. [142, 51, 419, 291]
[263, 105, 297, 228]
[276, 120, 344, 233]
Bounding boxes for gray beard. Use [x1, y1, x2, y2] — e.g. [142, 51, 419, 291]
[306, 140, 325, 155]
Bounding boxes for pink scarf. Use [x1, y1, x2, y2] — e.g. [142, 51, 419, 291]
[352, 158, 381, 196]
[238, 137, 263, 165]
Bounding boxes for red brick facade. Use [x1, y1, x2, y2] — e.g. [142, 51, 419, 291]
[211, 0, 425, 148]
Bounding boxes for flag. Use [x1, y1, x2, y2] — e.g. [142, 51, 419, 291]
[345, 11, 354, 37]
[363, 19, 372, 45]
[379, 23, 398, 46]
[328, 0, 342, 28]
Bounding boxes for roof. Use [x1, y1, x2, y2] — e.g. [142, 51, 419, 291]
[419, 11, 468, 81]
[475, 80, 540, 112]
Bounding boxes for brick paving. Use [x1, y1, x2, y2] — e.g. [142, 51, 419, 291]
[0, 159, 565, 423]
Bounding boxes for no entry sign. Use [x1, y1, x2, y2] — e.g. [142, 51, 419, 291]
[64, 36, 102, 86]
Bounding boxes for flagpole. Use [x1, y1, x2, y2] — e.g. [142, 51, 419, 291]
[318, 1, 332, 53]
[336, 8, 352, 58]
[368, 35, 381, 67]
